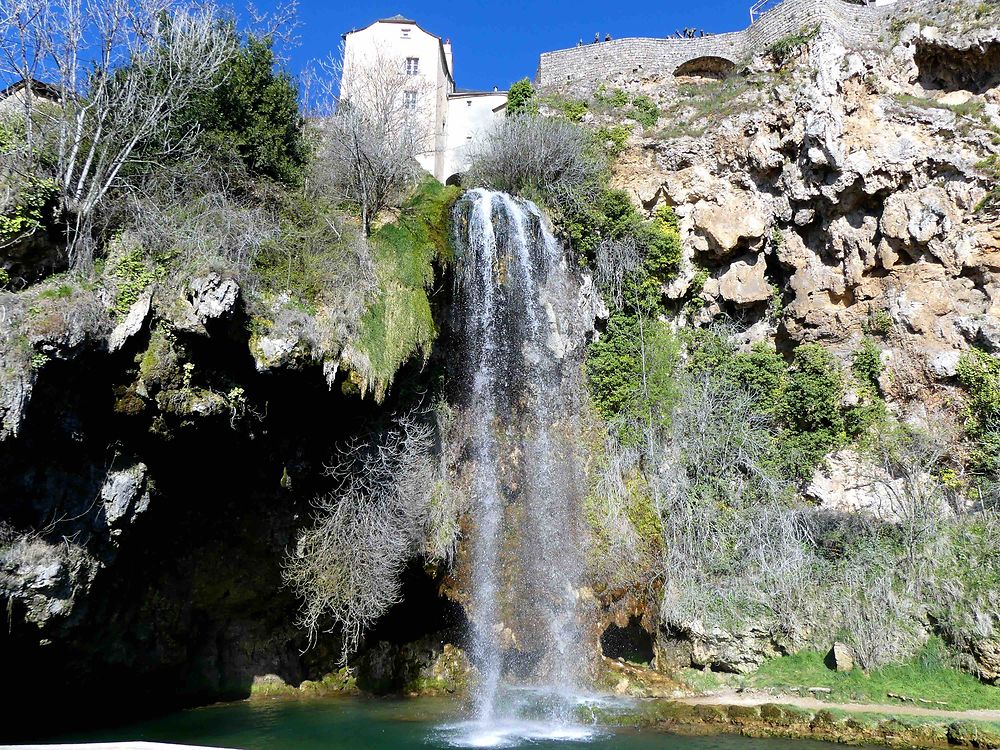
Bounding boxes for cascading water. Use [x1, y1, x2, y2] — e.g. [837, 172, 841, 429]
[445, 189, 602, 747]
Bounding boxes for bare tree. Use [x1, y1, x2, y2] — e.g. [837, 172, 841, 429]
[594, 235, 642, 310]
[308, 45, 430, 235]
[283, 411, 443, 658]
[0, 0, 233, 267]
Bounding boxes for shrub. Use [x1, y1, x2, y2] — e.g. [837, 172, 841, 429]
[593, 124, 632, 158]
[768, 25, 820, 66]
[852, 337, 883, 392]
[506, 78, 538, 117]
[586, 315, 680, 437]
[957, 348, 1000, 474]
[629, 95, 660, 128]
[283, 412, 440, 657]
[466, 115, 605, 216]
[781, 344, 846, 463]
[0, 177, 58, 246]
[862, 308, 893, 336]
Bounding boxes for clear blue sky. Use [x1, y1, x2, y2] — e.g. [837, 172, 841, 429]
[258, 0, 756, 92]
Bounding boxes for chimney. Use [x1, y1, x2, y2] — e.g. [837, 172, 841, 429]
[443, 38, 454, 82]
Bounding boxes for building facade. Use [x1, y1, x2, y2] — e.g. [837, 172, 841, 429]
[340, 15, 507, 183]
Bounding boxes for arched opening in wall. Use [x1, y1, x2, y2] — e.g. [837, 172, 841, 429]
[445, 173, 463, 187]
[600, 616, 655, 665]
[673, 56, 737, 84]
[914, 40, 1000, 94]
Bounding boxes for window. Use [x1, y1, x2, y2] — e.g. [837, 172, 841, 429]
[404, 91, 417, 110]
[400, 27, 411, 38]
[405, 57, 419, 75]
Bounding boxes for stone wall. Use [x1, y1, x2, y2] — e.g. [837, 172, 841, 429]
[535, 0, 895, 92]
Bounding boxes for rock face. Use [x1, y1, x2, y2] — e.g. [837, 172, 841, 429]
[608, 19, 1000, 407]
[0, 261, 456, 740]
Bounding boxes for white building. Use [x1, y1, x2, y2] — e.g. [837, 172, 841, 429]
[340, 15, 508, 184]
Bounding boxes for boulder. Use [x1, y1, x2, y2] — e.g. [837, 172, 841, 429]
[189, 273, 239, 323]
[927, 349, 962, 378]
[108, 288, 152, 352]
[716, 253, 771, 306]
[825, 642, 855, 672]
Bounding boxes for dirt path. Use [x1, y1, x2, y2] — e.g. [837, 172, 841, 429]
[679, 690, 1000, 723]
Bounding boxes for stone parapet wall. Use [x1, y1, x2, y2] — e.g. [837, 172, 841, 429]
[536, 0, 893, 91]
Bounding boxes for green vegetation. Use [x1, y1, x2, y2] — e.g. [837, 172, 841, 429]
[781, 343, 847, 472]
[587, 315, 680, 434]
[505, 78, 538, 117]
[178, 33, 307, 184]
[0, 176, 58, 245]
[108, 244, 158, 317]
[863, 308, 893, 336]
[659, 76, 757, 139]
[751, 640, 1000, 711]
[768, 25, 820, 66]
[629, 95, 660, 128]
[350, 178, 459, 401]
[956, 348, 1000, 475]
[593, 124, 632, 157]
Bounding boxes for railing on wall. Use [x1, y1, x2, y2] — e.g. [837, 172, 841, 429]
[749, 0, 783, 23]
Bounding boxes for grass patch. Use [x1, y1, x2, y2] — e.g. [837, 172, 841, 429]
[749, 640, 1000, 711]
[659, 75, 758, 139]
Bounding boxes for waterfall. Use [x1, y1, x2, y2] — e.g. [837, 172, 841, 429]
[447, 189, 600, 746]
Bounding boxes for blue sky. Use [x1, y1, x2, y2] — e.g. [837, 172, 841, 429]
[258, 0, 756, 92]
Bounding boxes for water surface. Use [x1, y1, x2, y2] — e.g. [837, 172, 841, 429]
[49, 696, 841, 750]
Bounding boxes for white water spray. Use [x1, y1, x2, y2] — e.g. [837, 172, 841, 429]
[447, 190, 599, 746]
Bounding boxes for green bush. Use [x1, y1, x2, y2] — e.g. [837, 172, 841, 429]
[558, 98, 589, 123]
[586, 314, 680, 437]
[780, 343, 846, 473]
[629, 95, 660, 128]
[506, 78, 538, 117]
[852, 337, 883, 391]
[0, 177, 58, 245]
[956, 348, 1000, 473]
[593, 124, 632, 158]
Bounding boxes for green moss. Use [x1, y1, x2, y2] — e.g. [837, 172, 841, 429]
[109, 245, 157, 318]
[138, 325, 181, 389]
[349, 178, 459, 401]
[300, 667, 358, 695]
